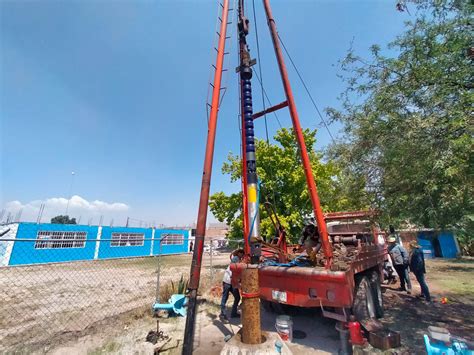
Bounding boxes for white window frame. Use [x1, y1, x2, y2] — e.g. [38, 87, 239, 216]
[161, 233, 184, 245]
[34, 231, 87, 249]
[110, 232, 145, 247]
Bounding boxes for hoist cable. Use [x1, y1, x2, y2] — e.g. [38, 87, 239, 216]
[251, 0, 281, 218]
[252, 0, 270, 144]
[253, 71, 283, 129]
[277, 33, 336, 144]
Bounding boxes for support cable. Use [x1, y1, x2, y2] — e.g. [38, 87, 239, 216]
[253, 71, 282, 128]
[251, 0, 279, 212]
[277, 33, 336, 144]
[252, 0, 270, 144]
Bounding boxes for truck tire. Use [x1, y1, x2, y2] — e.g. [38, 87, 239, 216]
[353, 276, 376, 323]
[261, 299, 289, 314]
[369, 271, 384, 318]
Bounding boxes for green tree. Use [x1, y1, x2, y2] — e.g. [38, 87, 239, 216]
[209, 128, 367, 242]
[51, 215, 77, 224]
[326, 0, 473, 237]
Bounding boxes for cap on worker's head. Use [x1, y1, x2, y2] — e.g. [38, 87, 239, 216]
[388, 236, 396, 243]
[409, 240, 420, 248]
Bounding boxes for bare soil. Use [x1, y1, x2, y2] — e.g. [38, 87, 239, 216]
[1, 253, 472, 354]
[381, 258, 474, 353]
[0, 253, 228, 353]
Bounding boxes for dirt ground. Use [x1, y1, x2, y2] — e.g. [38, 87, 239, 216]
[1, 253, 473, 354]
[0, 252, 228, 353]
[382, 257, 474, 353]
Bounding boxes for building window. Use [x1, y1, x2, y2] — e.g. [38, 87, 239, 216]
[111, 233, 145, 247]
[35, 231, 87, 249]
[161, 233, 184, 245]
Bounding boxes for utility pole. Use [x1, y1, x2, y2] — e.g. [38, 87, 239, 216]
[65, 171, 75, 216]
[262, 0, 332, 266]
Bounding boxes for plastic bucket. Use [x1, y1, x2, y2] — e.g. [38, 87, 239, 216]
[275, 315, 293, 342]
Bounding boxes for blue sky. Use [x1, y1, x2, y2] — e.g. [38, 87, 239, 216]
[1, 0, 411, 226]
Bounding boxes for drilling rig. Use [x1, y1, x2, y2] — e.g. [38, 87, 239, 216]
[183, 1, 387, 353]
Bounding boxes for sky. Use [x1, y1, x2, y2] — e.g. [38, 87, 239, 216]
[0, 0, 411, 227]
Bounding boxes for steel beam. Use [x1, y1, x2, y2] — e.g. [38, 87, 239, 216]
[252, 100, 288, 120]
[262, 0, 333, 266]
[183, 1, 230, 353]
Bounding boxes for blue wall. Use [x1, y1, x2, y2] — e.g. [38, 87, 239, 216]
[417, 232, 436, 259]
[6, 223, 190, 266]
[9, 223, 98, 265]
[98, 227, 152, 259]
[153, 229, 189, 255]
[438, 232, 458, 258]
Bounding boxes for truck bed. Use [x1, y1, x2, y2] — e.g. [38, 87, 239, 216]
[231, 244, 385, 309]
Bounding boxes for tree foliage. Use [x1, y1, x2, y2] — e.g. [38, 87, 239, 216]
[326, 0, 473, 238]
[209, 128, 367, 242]
[51, 215, 77, 224]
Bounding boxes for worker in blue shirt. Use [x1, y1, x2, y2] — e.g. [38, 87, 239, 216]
[409, 240, 431, 302]
[388, 236, 412, 294]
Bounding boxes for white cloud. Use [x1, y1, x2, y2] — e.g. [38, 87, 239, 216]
[2, 195, 130, 224]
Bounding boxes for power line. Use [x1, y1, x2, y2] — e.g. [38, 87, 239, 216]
[277, 33, 336, 144]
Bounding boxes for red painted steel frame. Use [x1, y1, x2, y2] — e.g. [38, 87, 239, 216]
[231, 244, 386, 308]
[324, 210, 379, 221]
[183, 1, 230, 353]
[262, 0, 333, 266]
[252, 100, 288, 120]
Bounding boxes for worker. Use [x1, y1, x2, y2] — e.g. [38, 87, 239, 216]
[298, 219, 322, 254]
[219, 249, 244, 321]
[388, 237, 412, 294]
[409, 240, 431, 302]
[389, 225, 401, 244]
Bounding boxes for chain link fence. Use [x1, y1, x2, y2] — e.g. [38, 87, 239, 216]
[0, 222, 196, 353]
[0, 222, 237, 353]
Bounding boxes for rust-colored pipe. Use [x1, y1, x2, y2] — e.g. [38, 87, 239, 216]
[262, 0, 333, 266]
[252, 100, 288, 120]
[183, 0, 230, 353]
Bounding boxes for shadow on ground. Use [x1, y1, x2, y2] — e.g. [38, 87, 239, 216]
[382, 287, 474, 354]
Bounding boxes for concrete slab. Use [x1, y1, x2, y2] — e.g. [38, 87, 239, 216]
[220, 330, 292, 355]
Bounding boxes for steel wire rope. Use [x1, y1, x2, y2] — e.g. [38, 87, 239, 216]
[276, 33, 336, 144]
[251, 0, 282, 228]
[253, 71, 283, 129]
[252, 0, 269, 144]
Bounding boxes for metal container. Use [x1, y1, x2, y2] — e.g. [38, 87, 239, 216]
[428, 326, 450, 343]
[369, 329, 401, 350]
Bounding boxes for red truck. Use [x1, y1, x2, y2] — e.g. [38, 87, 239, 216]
[183, 0, 388, 352]
[231, 210, 387, 324]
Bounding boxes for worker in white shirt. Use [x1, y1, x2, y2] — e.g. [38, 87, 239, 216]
[219, 249, 244, 321]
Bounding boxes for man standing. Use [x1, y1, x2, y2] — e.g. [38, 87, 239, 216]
[388, 236, 412, 294]
[219, 250, 244, 321]
[409, 240, 431, 302]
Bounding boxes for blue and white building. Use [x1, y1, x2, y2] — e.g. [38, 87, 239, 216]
[0, 222, 191, 266]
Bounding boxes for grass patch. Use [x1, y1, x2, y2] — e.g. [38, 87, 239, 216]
[426, 258, 474, 297]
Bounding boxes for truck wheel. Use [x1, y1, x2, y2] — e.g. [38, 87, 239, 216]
[369, 271, 384, 318]
[353, 276, 376, 323]
[261, 299, 273, 313]
[261, 300, 288, 314]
